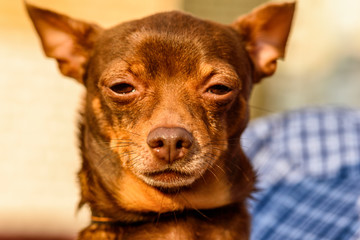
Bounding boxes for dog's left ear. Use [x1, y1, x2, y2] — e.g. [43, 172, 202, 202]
[25, 2, 103, 83]
[232, 2, 296, 82]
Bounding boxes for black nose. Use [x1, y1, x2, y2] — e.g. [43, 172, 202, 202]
[147, 127, 193, 163]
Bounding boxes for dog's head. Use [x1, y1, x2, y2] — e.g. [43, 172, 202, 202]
[27, 2, 295, 213]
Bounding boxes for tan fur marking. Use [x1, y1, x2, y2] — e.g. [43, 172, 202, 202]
[117, 170, 184, 212]
[116, 162, 232, 212]
[91, 97, 118, 142]
[179, 162, 232, 209]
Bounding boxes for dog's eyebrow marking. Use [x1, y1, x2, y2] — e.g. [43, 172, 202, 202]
[98, 58, 151, 86]
[199, 62, 242, 89]
[97, 60, 131, 84]
[128, 63, 147, 78]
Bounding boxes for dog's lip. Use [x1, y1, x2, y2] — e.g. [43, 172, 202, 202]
[144, 169, 192, 181]
[140, 169, 196, 188]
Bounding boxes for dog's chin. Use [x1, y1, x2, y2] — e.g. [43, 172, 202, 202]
[138, 169, 198, 193]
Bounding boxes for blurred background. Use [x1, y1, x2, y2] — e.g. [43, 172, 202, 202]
[0, 0, 359, 239]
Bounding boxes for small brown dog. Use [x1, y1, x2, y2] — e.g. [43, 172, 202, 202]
[26, 2, 295, 239]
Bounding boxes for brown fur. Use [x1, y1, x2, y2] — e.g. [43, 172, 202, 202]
[26, 2, 295, 239]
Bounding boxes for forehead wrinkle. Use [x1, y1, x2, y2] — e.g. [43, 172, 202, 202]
[126, 30, 203, 79]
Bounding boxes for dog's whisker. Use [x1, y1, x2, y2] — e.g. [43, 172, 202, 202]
[111, 140, 140, 146]
[210, 147, 228, 153]
[249, 104, 274, 114]
[93, 154, 113, 170]
[104, 138, 133, 142]
[207, 139, 230, 143]
[207, 167, 220, 182]
[200, 173, 208, 185]
[111, 140, 136, 144]
[118, 152, 137, 159]
[111, 143, 135, 146]
[108, 145, 135, 150]
[121, 128, 142, 137]
[177, 193, 210, 221]
[202, 155, 226, 175]
[213, 163, 226, 174]
[204, 153, 218, 162]
[127, 155, 141, 166]
[172, 211, 178, 225]
[228, 161, 251, 182]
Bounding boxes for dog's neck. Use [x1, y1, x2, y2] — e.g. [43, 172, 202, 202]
[90, 202, 245, 227]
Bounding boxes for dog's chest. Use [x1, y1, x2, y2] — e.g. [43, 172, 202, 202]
[78, 213, 249, 240]
[79, 220, 247, 240]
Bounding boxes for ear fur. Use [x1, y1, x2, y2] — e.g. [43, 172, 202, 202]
[232, 2, 296, 82]
[25, 2, 103, 83]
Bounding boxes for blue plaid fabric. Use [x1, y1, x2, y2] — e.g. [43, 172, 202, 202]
[242, 107, 360, 240]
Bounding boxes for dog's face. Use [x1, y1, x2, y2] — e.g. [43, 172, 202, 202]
[27, 3, 295, 213]
[88, 13, 253, 189]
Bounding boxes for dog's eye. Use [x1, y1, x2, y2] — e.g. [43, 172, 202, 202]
[110, 83, 135, 95]
[207, 85, 232, 95]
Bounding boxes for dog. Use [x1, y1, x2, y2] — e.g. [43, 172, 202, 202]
[26, 1, 295, 239]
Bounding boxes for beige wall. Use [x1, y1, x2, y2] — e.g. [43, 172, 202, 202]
[184, 0, 265, 23]
[250, 0, 360, 118]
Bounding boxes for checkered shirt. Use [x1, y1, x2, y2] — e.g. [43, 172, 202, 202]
[242, 107, 360, 240]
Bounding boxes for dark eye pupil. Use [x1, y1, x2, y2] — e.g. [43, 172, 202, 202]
[208, 85, 231, 95]
[110, 83, 135, 94]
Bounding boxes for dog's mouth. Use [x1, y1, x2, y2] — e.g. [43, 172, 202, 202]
[146, 169, 192, 182]
[140, 169, 197, 190]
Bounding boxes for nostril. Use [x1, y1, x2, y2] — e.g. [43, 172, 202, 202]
[176, 140, 183, 149]
[147, 138, 165, 148]
[157, 141, 164, 148]
[176, 138, 192, 149]
[181, 138, 193, 149]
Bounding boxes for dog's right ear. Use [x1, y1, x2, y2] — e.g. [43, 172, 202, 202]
[232, 2, 295, 82]
[25, 2, 103, 83]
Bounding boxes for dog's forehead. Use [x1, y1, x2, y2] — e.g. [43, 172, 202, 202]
[93, 11, 244, 79]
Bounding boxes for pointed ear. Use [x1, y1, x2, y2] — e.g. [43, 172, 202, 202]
[232, 2, 295, 82]
[25, 2, 103, 83]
